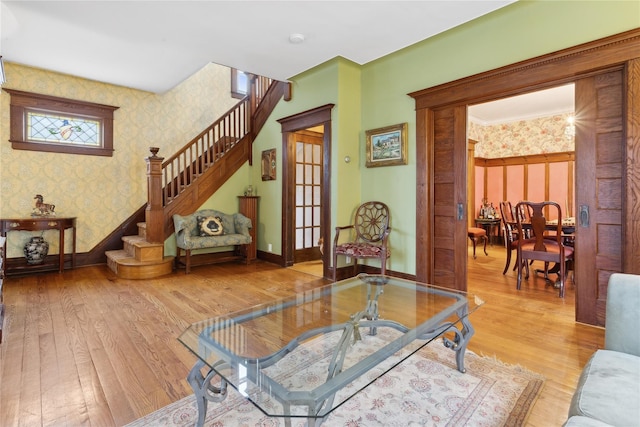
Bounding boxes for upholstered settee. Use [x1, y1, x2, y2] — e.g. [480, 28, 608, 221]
[564, 273, 640, 427]
[173, 209, 252, 274]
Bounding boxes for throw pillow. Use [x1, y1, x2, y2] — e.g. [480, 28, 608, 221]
[197, 216, 224, 236]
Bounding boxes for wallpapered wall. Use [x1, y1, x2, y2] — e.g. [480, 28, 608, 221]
[0, 62, 238, 258]
[469, 112, 575, 158]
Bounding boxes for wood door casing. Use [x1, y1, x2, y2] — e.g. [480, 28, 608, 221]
[277, 104, 334, 279]
[411, 29, 640, 325]
[575, 69, 625, 326]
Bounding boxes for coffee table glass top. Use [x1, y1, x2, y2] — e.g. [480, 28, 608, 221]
[179, 274, 484, 420]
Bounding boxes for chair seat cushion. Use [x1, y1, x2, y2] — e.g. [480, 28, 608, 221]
[520, 240, 574, 257]
[468, 227, 486, 237]
[335, 242, 389, 258]
[568, 349, 640, 426]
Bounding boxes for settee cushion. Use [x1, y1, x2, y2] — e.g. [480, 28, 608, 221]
[173, 209, 252, 251]
[198, 216, 224, 236]
[568, 349, 640, 426]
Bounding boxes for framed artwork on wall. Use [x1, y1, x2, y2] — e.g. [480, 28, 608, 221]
[365, 122, 408, 167]
[262, 148, 276, 181]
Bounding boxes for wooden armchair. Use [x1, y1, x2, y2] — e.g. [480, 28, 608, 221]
[332, 201, 391, 281]
[515, 201, 574, 297]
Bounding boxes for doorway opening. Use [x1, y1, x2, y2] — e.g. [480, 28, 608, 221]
[291, 126, 324, 278]
[277, 104, 334, 280]
[467, 83, 576, 300]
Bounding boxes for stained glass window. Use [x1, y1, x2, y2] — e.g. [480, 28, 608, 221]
[4, 89, 118, 157]
[27, 112, 101, 146]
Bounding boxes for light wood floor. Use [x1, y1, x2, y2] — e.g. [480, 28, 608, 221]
[0, 245, 603, 426]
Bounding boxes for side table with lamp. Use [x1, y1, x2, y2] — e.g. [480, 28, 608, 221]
[475, 217, 501, 246]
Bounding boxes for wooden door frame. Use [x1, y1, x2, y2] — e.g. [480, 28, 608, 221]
[410, 29, 640, 321]
[277, 104, 334, 279]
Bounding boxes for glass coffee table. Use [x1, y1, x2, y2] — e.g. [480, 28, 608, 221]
[179, 274, 484, 426]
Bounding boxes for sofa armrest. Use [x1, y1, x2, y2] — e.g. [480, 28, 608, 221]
[173, 214, 189, 235]
[233, 213, 252, 237]
[605, 273, 640, 357]
[173, 214, 198, 248]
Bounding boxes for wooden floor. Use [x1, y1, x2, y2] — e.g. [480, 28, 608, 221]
[0, 245, 603, 426]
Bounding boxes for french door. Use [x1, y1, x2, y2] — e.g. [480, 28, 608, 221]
[294, 131, 323, 263]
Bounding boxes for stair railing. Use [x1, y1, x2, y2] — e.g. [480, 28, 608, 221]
[145, 74, 279, 243]
[162, 99, 250, 205]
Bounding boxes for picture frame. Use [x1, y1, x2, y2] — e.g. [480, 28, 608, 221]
[365, 122, 408, 167]
[261, 148, 276, 181]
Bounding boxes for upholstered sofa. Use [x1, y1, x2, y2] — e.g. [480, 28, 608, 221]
[564, 273, 640, 426]
[173, 209, 252, 274]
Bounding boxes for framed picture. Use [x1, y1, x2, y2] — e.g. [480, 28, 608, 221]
[365, 123, 408, 167]
[261, 148, 276, 181]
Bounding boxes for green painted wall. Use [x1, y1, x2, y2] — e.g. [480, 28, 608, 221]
[252, 0, 639, 275]
[251, 58, 362, 259]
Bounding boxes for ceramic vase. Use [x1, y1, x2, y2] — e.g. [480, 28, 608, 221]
[24, 236, 49, 265]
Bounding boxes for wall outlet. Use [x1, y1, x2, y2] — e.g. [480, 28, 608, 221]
[268, 243, 273, 252]
[346, 256, 351, 263]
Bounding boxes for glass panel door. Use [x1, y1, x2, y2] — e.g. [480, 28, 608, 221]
[294, 131, 323, 262]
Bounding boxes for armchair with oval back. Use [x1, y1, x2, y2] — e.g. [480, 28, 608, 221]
[332, 201, 391, 281]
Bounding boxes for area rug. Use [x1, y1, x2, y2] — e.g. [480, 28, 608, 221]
[127, 332, 544, 427]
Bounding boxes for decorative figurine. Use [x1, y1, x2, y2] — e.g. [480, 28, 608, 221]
[32, 194, 56, 216]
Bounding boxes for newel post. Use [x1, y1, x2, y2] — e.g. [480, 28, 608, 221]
[145, 147, 164, 243]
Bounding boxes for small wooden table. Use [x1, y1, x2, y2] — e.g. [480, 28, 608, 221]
[0, 216, 77, 275]
[475, 218, 501, 245]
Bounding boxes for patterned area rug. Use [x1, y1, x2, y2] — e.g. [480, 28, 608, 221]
[127, 333, 544, 427]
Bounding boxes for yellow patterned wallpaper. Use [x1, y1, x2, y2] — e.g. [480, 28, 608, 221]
[0, 62, 238, 257]
[469, 113, 575, 158]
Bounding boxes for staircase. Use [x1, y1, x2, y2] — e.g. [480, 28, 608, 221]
[106, 222, 173, 279]
[105, 76, 290, 279]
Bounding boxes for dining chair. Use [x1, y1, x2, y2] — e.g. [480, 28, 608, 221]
[467, 227, 488, 259]
[515, 202, 533, 239]
[515, 201, 574, 297]
[499, 201, 519, 274]
[332, 201, 391, 281]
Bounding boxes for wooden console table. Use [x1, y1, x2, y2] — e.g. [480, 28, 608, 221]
[0, 216, 77, 275]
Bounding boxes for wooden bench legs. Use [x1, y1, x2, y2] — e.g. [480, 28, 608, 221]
[175, 246, 251, 274]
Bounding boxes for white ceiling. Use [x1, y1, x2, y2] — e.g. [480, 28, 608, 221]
[1, 0, 573, 123]
[1, 0, 515, 93]
[468, 84, 575, 125]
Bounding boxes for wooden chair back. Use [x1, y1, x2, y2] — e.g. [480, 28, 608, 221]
[353, 201, 390, 243]
[516, 201, 564, 253]
[499, 201, 516, 243]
